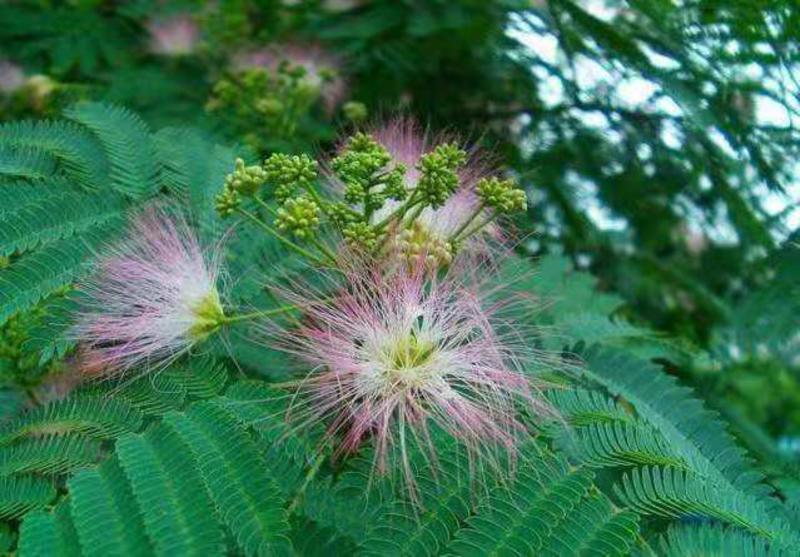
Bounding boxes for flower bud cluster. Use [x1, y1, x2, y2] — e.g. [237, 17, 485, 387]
[275, 195, 321, 239]
[227, 158, 268, 196]
[215, 157, 268, 216]
[263, 153, 318, 203]
[396, 221, 454, 269]
[333, 134, 409, 222]
[416, 143, 467, 209]
[206, 60, 333, 150]
[476, 177, 527, 213]
[342, 221, 378, 249]
[217, 122, 529, 261]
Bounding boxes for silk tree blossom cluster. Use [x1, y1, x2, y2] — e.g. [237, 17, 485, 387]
[72, 208, 226, 378]
[232, 43, 346, 114]
[207, 42, 348, 150]
[215, 119, 528, 270]
[146, 14, 200, 57]
[269, 259, 554, 496]
[68, 120, 542, 504]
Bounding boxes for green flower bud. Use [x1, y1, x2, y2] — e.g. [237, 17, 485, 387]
[224, 158, 267, 196]
[215, 186, 241, 217]
[263, 153, 319, 203]
[331, 133, 393, 198]
[342, 101, 368, 122]
[318, 67, 337, 82]
[241, 68, 269, 89]
[382, 164, 408, 201]
[286, 64, 307, 80]
[343, 221, 378, 250]
[256, 97, 284, 116]
[343, 180, 366, 205]
[396, 221, 454, 269]
[476, 177, 528, 213]
[327, 202, 360, 227]
[416, 143, 467, 209]
[275, 195, 321, 239]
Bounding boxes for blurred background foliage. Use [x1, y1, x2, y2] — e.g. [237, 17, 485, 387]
[0, 0, 798, 518]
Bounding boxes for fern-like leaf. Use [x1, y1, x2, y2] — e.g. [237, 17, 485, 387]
[445, 449, 595, 556]
[616, 466, 799, 547]
[0, 217, 123, 326]
[547, 388, 634, 426]
[115, 427, 226, 556]
[0, 434, 100, 475]
[153, 127, 235, 239]
[17, 502, 82, 557]
[68, 457, 154, 557]
[0, 475, 55, 519]
[656, 523, 789, 556]
[0, 189, 125, 257]
[540, 493, 639, 557]
[0, 395, 143, 445]
[0, 180, 51, 217]
[567, 421, 688, 469]
[163, 401, 292, 556]
[0, 119, 109, 190]
[219, 381, 322, 497]
[65, 103, 160, 199]
[580, 345, 769, 495]
[358, 436, 473, 557]
[89, 356, 228, 416]
[0, 145, 57, 179]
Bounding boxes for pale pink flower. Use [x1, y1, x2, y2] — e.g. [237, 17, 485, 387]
[0, 60, 25, 94]
[71, 208, 225, 379]
[147, 14, 200, 57]
[269, 258, 554, 499]
[233, 43, 346, 114]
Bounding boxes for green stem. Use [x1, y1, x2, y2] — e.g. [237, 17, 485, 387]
[310, 237, 339, 265]
[254, 197, 337, 265]
[235, 207, 325, 264]
[454, 209, 501, 244]
[302, 181, 325, 208]
[449, 202, 487, 242]
[402, 203, 425, 226]
[373, 190, 422, 231]
[253, 196, 277, 217]
[221, 304, 299, 325]
[288, 450, 327, 514]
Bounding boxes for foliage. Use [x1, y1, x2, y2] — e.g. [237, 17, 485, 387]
[0, 0, 798, 556]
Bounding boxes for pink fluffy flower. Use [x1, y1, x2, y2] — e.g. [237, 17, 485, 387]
[271, 258, 554, 498]
[72, 208, 225, 379]
[147, 14, 200, 57]
[0, 59, 25, 94]
[233, 43, 346, 114]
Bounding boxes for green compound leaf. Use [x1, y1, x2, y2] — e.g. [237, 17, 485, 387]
[163, 401, 292, 557]
[115, 427, 226, 556]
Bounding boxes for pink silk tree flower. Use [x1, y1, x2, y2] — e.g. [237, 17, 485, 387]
[269, 258, 555, 500]
[146, 14, 200, 57]
[233, 42, 347, 114]
[0, 60, 25, 94]
[72, 208, 226, 379]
